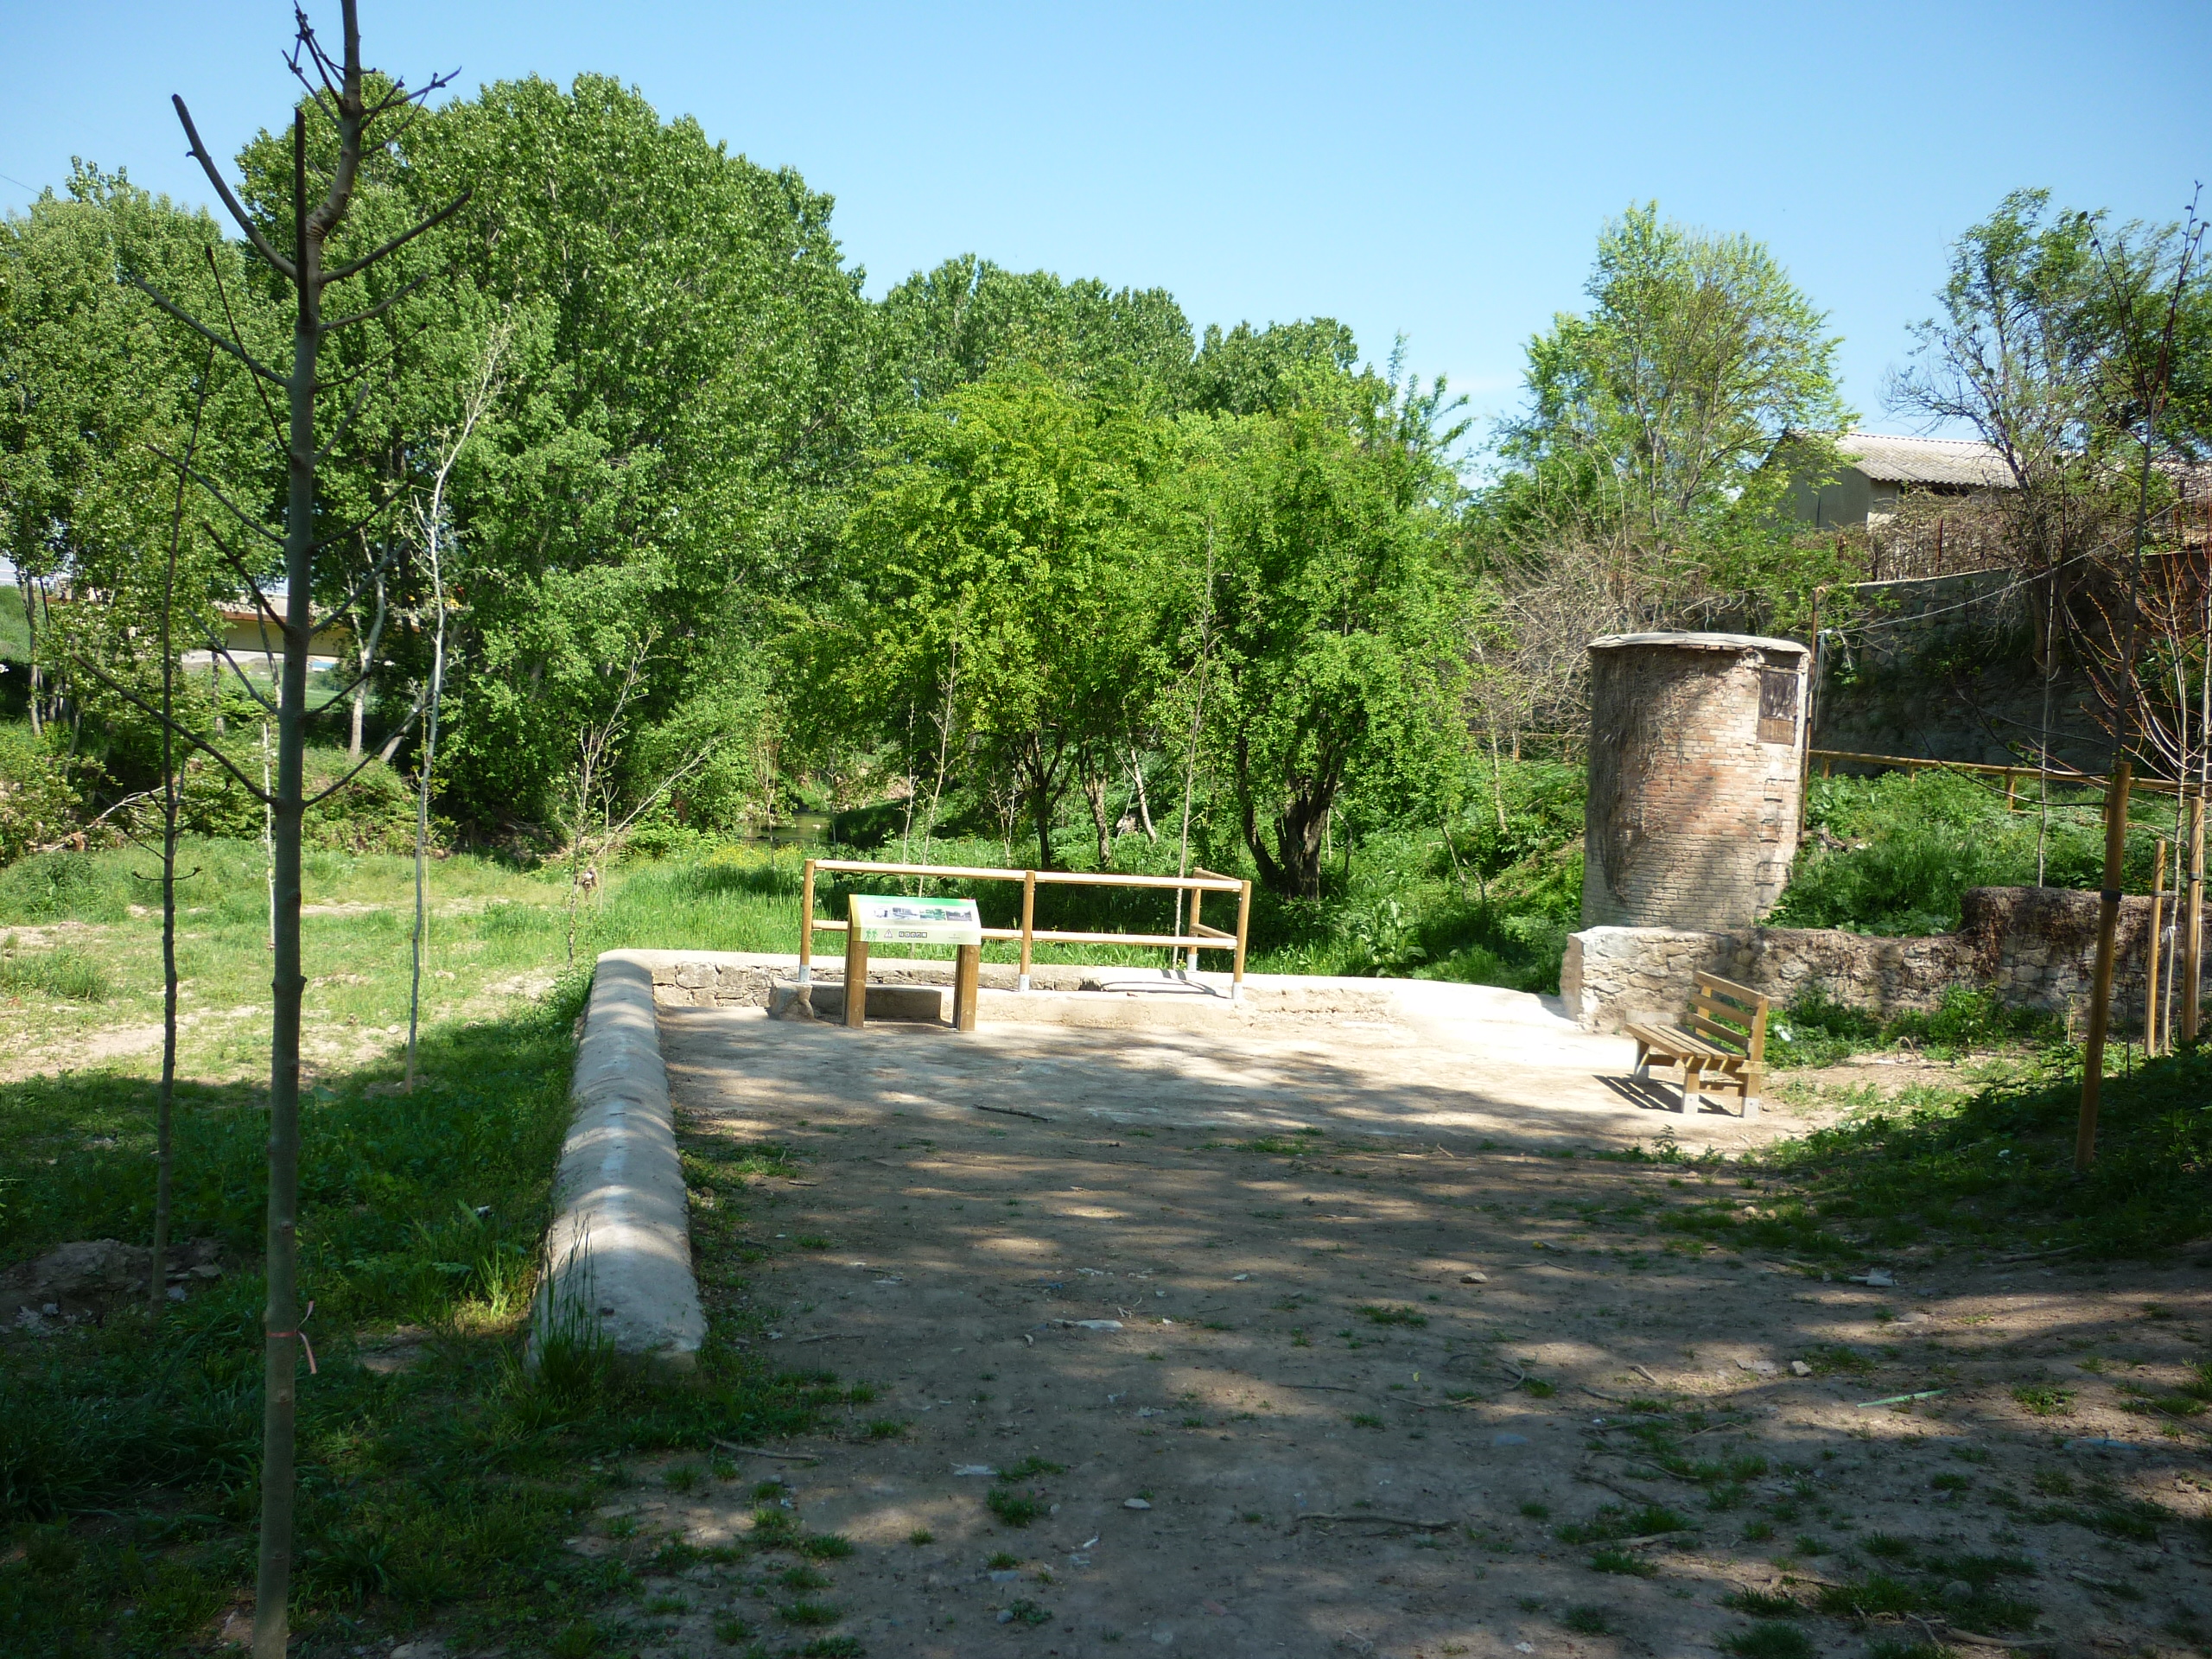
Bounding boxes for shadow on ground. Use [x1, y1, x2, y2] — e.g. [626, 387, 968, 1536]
[606, 1007, 2212, 1659]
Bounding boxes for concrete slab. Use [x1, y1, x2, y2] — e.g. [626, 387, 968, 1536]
[656, 986, 1757, 1153]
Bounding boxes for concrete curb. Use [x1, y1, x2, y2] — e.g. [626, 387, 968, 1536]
[531, 951, 705, 1368]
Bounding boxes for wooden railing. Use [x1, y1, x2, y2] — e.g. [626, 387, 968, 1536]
[1809, 747, 2204, 803]
[798, 859, 1255, 997]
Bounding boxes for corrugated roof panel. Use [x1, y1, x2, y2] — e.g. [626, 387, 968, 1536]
[1836, 431, 2015, 488]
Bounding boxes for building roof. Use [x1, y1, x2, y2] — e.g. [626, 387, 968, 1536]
[1836, 431, 2015, 489]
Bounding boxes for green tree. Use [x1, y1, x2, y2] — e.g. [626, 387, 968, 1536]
[823, 372, 1178, 867]
[876, 255, 1195, 410]
[1502, 201, 1850, 542]
[1185, 317, 1357, 416]
[1209, 372, 1478, 897]
[308, 73, 878, 832]
[0, 165, 264, 748]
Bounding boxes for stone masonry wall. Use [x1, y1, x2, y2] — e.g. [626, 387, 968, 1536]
[1560, 886, 2158, 1034]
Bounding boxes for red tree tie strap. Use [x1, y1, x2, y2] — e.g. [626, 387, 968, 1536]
[269, 1300, 317, 1375]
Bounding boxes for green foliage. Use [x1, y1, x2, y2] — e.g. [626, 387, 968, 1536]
[1769, 983, 2063, 1068]
[0, 727, 79, 866]
[1773, 768, 2150, 935]
[1756, 1043, 2212, 1256]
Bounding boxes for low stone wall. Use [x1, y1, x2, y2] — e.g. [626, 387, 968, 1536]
[636, 950, 1094, 1008]
[1561, 886, 2159, 1033]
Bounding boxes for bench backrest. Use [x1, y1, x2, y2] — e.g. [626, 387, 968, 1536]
[1690, 971, 1770, 1062]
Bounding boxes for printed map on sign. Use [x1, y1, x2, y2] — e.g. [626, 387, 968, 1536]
[851, 894, 983, 945]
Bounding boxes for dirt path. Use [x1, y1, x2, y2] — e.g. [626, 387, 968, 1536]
[589, 1007, 2212, 1659]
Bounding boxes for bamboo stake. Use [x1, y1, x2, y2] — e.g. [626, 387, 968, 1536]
[798, 859, 817, 983]
[2077, 760, 2133, 1173]
[2147, 839, 2167, 1056]
[2187, 794, 2204, 1043]
[1232, 879, 1253, 1001]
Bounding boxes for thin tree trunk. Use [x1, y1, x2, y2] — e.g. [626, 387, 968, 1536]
[406, 543, 445, 1093]
[1083, 760, 1112, 868]
[252, 103, 323, 1659]
[17, 575, 39, 739]
[406, 327, 500, 1090]
[1173, 522, 1216, 959]
[1128, 747, 1157, 842]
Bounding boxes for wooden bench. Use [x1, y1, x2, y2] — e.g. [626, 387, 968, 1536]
[1624, 972, 1769, 1118]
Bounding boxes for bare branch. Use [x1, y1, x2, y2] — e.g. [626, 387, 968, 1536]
[29, 786, 165, 855]
[67, 650, 273, 804]
[320, 270, 435, 335]
[207, 644, 282, 716]
[204, 245, 287, 448]
[170, 95, 298, 282]
[322, 189, 472, 284]
[127, 275, 287, 386]
[145, 443, 285, 548]
[201, 529, 287, 634]
[315, 373, 385, 467]
[310, 492, 406, 554]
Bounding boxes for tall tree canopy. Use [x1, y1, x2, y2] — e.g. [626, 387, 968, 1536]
[1497, 201, 1849, 547]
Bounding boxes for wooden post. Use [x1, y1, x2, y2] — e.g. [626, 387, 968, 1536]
[798, 858, 817, 982]
[2147, 839, 2167, 1056]
[842, 892, 868, 1029]
[952, 943, 980, 1033]
[1187, 881, 1204, 975]
[2005, 772, 2017, 814]
[1018, 870, 1036, 991]
[1232, 879, 1252, 1000]
[2186, 792, 2204, 1044]
[2076, 760, 2132, 1173]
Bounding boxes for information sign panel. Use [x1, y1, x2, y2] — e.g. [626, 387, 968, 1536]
[851, 894, 982, 946]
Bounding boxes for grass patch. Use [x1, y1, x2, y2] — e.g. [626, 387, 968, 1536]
[0, 938, 110, 1001]
[1557, 1503, 1689, 1545]
[1750, 1042, 2212, 1257]
[1357, 1304, 1428, 1327]
[0, 920, 855, 1656]
[1719, 1623, 1814, 1659]
[987, 1487, 1046, 1528]
[1585, 1548, 1655, 1577]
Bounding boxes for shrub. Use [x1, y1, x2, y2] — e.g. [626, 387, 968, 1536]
[0, 728, 80, 868]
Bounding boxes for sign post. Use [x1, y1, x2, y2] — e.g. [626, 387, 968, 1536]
[846, 894, 985, 1031]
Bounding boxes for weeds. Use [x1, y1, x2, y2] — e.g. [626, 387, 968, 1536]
[1719, 1623, 1813, 1659]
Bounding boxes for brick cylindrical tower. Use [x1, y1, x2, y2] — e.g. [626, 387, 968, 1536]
[1580, 632, 1811, 931]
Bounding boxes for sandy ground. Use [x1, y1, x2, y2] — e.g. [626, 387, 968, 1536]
[557, 1003, 2212, 1659]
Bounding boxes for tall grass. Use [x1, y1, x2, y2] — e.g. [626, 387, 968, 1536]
[1772, 769, 2162, 936]
[0, 973, 851, 1655]
[0, 938, 109, 1001]
[1752, 1042, 2212, 1258]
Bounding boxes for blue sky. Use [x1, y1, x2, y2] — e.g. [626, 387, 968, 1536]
[3, 1, 2205, 451]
